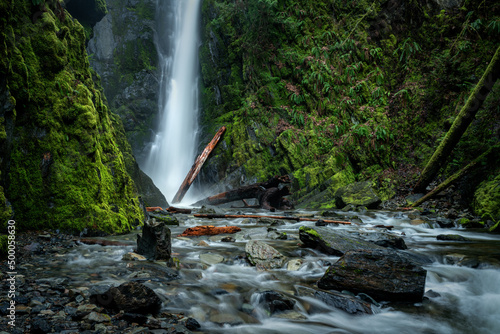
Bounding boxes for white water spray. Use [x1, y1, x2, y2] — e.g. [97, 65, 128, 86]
[143, 0, 201, 203]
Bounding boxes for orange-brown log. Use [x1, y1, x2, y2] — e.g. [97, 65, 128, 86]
[146, 206, 164, 212]
[193, 213, 351, 225]
[178, 225, 241, 237]
[172, 126, 226, 204]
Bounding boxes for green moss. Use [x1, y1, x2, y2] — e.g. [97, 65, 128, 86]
[0, 234, 7, 258]
[473, 172, 500, 222]
[0, 1, 143, 234]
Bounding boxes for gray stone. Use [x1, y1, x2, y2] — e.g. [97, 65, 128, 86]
[200, 253, 225, 265]
[245, 240, 286, 269]
[317, 249, 427, 302]
[314, 290, 373, 315]
[299, 226, 386, 256]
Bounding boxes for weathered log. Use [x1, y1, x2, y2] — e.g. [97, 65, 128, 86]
[413, 45, 500, 192]
[166, 206, 192, 214]
[193, 213, 352, 225]
[192, 175, 292, 209]
[178, 225, 241, 237]
[172, 126, 226, 204]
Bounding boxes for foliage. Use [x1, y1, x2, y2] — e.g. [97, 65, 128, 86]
[197, 0, 499, 207]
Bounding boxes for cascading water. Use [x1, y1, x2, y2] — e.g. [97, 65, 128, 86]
[143, 0, 201, 203]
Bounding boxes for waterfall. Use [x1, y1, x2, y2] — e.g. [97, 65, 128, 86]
[143, 0, 201, 203]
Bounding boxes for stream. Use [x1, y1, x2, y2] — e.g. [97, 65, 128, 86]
[21, 209, 500, 334]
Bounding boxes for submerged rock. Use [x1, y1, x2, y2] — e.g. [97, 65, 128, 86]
[317, 249, 427, 302]
[436, 234, 472, 241]
[314, 289, 373, 315]
[253, 290, 295, 315]
[299, 226, 386, 256]
[245, 240, 286, 269]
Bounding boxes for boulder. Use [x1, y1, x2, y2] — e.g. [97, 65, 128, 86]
[245, 240, 286, 269]
[90, 282, 162, 314]
[136, 220, 171, 261]
[299, 226, 386, 256]
[317, 249, 427, 302]
[334, 181, 381, 209]
[314, 290, 373, 315]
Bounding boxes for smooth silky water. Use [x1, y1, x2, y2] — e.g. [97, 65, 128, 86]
[27, 210, 500, 334]
[142, 0, 201, 203]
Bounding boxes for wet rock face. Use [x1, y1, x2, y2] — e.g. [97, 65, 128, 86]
[317, 249, 427, 303]
[90, 281, 162, 314]
[314, 290, 373, 315]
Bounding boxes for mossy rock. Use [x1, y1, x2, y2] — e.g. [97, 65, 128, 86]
[0, 1, 144, 234]
[334, 181, 382, 209]
[473, 173, 500, 223]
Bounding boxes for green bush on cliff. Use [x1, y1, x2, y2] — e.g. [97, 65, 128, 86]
[199, 0, 499, 207]
[0, 0, 143, 234]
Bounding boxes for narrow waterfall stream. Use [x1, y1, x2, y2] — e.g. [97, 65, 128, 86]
[143, 0, 201, 203]
[30, 209, 500, 334]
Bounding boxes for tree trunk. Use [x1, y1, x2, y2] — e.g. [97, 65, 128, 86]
[413, 45, 500, 193]
[411, 145, 498, 207]
[172, 126, 226, 203]
[192, 175, 291, 209]
[193, 213, 352, 225]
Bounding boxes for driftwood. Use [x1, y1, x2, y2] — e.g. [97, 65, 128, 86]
[192, 175, 293, 211]
[193, 213, 352, 225]
[179, 225, 241, 237]
[172, 126, 226, 204]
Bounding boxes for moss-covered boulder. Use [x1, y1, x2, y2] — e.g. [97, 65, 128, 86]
[0, 0, 144, 234]
[334, 181, 382, 209]
[472, 172, 500, 231]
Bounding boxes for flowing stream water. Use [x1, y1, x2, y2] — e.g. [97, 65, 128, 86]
[143, 0, 201, 203]
[29, 209, 500, 333]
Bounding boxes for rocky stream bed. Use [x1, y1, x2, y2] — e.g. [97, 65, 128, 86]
[1, 206, 500, 334]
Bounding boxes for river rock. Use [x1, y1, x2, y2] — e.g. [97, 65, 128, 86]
[200, 253, 225, 265]
[314, 290, 373, 315]
[287, 259, 303, 271]
[90, 282, 162, 315]
[436, 234, 472, 241]
[334, 181, 381, 209]
[136, 220, 171, 261]
[245, 240, 286, 269]
[317, 249, 427, 302]
[253, 290, 295, 315]
[299, 226, 386, 256]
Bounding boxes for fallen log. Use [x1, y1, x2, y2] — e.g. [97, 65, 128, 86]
[146, 206, 164, 212]
[178, 225, 241, 237]
[193, 213, 352, 225]
[172, 126, 226, 204]
[192, 175, 292, 210]
[166, 206, 192, 214]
